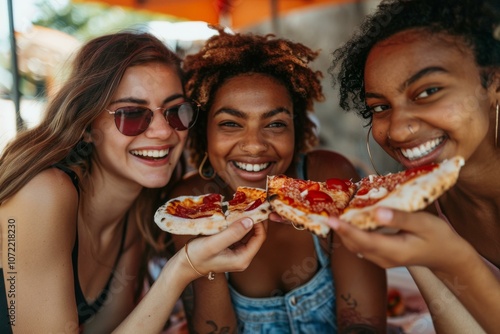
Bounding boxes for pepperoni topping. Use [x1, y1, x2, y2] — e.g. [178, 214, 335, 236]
[172, 194, 223, 219]
[356, 188, 369, 196]
[300, 182, 320, 192]
[228, 191, 246, 206]
[174, 205, 214, 219]
[203, 193, 223, 204]
[326, 178, 353, 192]
[245, 198, 263, 211]
[305, 190, 333, 204]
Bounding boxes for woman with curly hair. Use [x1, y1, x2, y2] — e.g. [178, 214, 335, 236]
[328, 0, 500, 332]
[0, 31, 266, 333]
[167, 28, 387, 333]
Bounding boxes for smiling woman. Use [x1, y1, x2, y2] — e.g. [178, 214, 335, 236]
[162, 28, 387, 333]
[0, 31, 266, 333]
[328, 0, 500, 333]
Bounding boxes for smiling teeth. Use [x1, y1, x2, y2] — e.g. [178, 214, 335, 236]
[400, 137, 443, 160]
[234, 162, 270, 172]
[131, 149, 169, 158]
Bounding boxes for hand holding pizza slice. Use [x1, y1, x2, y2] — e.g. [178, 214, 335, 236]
[154, 187, 271, 235]
[154, 156, 464, 236]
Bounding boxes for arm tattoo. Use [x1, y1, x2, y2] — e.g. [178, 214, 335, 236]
[341, 293, 358, 308]
[204, 320, 231, 334]
[338, 293, 381, 333]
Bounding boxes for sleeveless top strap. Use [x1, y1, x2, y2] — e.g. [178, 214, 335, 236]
[52, 163, 80, 196]
[51, 164, 130, 323]
[312, 234, 329, 266]
[74, 213, 129, 324]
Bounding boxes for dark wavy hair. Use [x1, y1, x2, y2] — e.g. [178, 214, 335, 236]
[329, 0, 500, 122]
[183, 27, 324, 168]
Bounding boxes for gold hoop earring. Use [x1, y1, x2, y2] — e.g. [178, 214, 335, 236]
[291, 221, 306, 231]
[366, 127, 382, 176]
[198, 152, 215, 180]
[495, 101, 499, 148]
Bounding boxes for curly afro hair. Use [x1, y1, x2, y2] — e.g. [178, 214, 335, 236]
[329, 0, 500, 123]
[183, 27, 324, 168]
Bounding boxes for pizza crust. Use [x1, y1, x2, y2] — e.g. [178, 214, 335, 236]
[340, 156, 464, 230]
[226, 201, 272, 224]
[269, 196, 331, 237]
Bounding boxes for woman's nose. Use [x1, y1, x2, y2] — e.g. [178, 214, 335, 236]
[239, 134, 269, 155]
[144, 110, 174, 139]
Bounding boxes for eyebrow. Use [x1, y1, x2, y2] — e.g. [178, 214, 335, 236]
[109, 93, 185, 106]
[399, 66, 448, 92]
[365, 66, 448, 99]
[213, 107, 292, 119]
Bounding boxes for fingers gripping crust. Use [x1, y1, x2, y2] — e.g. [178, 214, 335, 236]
[269, 197, 331, 236]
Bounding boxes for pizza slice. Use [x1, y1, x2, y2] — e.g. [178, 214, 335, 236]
[154, 193, 228, 235]
[226, 186, 272, 224]
[154, 187, 271, 235]
[267, 175, 356, 237]
[340, 156, 465, 231]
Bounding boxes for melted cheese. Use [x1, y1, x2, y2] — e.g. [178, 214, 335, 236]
[355, 187, 388, 200]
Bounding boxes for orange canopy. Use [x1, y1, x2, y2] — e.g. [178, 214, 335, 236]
[73, 0, 356, 29]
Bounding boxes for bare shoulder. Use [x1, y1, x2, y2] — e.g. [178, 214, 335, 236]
[2, 167, 78, 209]
[0, 168, 80, 328]
[306, 149, 360, 181]
[0, 167, 78, 246]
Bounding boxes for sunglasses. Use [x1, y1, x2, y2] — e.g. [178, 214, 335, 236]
[107, 101, 199, 136]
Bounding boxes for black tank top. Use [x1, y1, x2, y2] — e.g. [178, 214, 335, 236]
[0, 165, 129, 330]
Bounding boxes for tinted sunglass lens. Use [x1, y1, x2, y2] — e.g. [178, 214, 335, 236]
[167, 103, 196, 130]
[115, 107, 152, 136]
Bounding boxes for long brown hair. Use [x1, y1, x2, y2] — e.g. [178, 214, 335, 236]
[0, 31, 184, 246]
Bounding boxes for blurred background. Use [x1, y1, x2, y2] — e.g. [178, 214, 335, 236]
[0, 0, 401, 175]
[0, 2, 433, 332]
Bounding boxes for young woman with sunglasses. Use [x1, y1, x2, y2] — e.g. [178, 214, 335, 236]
[164, 29, 387, 333]
[328, 0, 500, 332]
[0, 31, 266, 333]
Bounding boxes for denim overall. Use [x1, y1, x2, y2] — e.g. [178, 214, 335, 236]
[228, 235, 337, 333]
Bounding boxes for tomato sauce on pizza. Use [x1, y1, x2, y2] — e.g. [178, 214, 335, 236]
[348, 163, 439, 209]
[167, 193, 224, 219]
